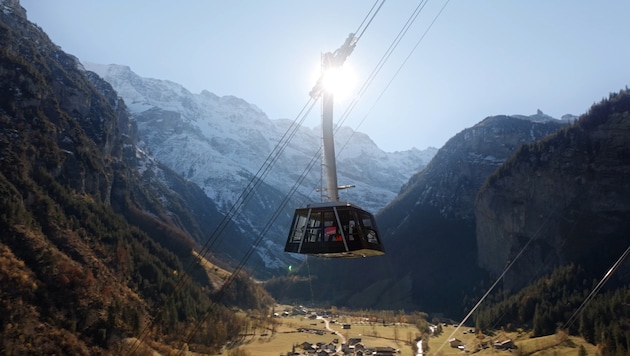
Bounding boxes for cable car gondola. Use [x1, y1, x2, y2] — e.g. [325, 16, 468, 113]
[284, 34, 384, 258]
[285, 201, 384, 258]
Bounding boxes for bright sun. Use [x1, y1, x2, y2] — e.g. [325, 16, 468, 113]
[320, 65, 356, 100]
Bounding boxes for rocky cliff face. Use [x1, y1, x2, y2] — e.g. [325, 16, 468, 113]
[382, 112, 570, 233]
[0, 1, 123, 204]
[476, 90, 630, 290]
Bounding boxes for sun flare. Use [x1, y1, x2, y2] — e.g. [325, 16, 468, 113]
[320, 64, 356, 100]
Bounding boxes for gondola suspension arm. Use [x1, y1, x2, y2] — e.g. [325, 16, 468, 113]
[310, 33, 358, 202]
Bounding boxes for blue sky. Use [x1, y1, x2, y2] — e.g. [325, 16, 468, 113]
[20, 1, 630, 152]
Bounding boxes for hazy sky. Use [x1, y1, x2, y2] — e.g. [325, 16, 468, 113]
[20, 1, 630, 152]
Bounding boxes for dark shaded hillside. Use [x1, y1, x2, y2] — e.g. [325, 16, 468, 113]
[0, 1, 271, 353]
[267, 114, 567, 316]
[467, 89, 630, 355]
[476, 89, 630, 291]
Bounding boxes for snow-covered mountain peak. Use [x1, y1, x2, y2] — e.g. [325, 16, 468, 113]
[85, 62, 435, 202]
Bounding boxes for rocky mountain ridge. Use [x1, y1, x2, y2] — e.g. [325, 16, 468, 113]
[390, 111, 573, 224]
[84, 63, 436, 212]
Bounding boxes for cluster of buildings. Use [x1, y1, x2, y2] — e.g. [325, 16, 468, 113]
[277, 306, 400, 356]
[448, 336, 515, 352]
[286, 338, 398, 356]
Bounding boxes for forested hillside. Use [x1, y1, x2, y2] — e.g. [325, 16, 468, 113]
[0, 1, 272, 353]
[472, 88, 630, 355]
[475, 265, 630, 356]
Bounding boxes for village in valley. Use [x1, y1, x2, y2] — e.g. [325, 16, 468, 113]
[230, 305, 525, 356]
[268, 305, 407, 356]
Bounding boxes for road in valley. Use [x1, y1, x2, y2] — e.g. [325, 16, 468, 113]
[318, 316, 346, 352]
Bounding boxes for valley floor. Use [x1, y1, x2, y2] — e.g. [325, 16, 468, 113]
[428, 326, 598, 355]
[224, 311, 599, 356]
[230, 314, 412, 356]
[120, 305, 599, 355]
